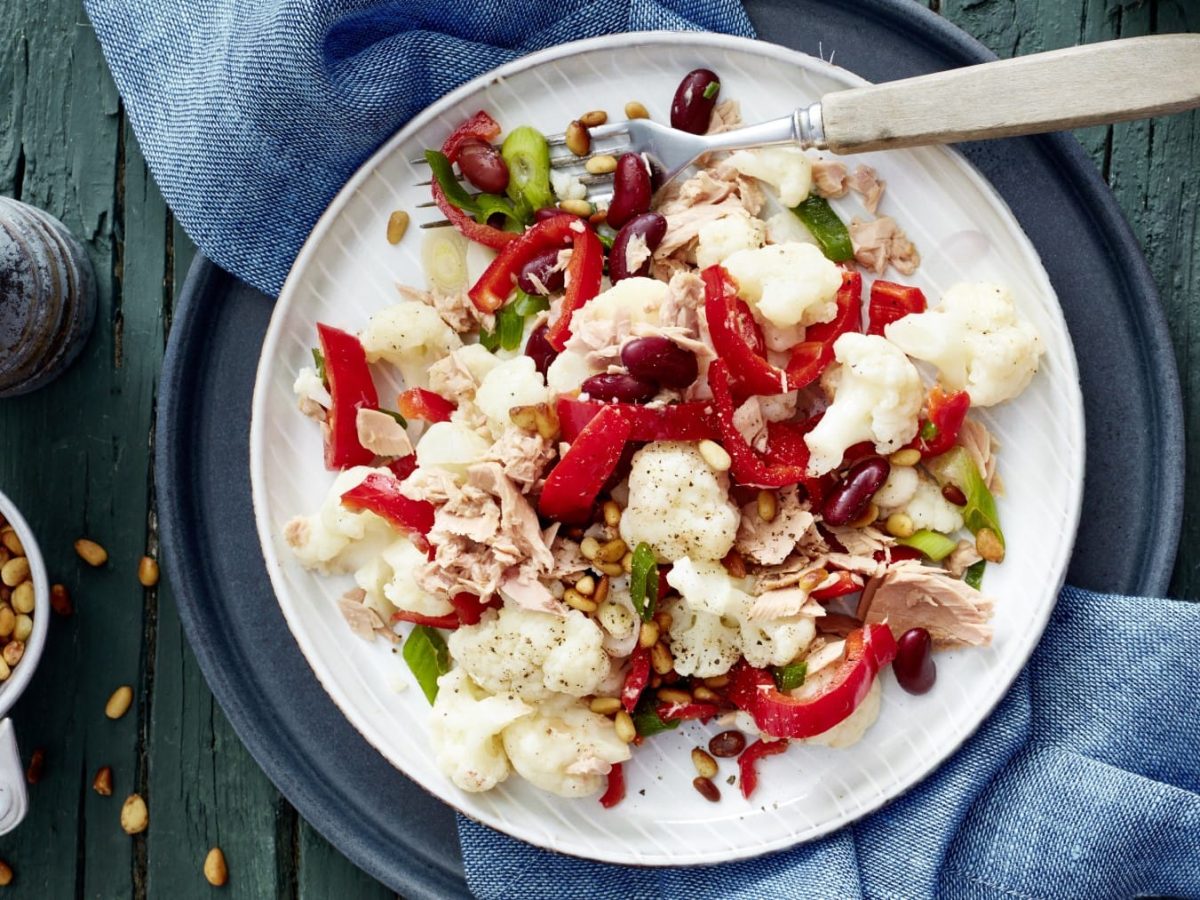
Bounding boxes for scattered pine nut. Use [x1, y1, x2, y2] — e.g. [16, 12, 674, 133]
[614, 710, 636, 743]
[650, 641, 674, 675]
[889, 448, 921, 467]
[574, 575, 596, 596]
[697, 439, 731, 472]
[0, 658, 10, 682]
[386, 210, 410, 245]
[93, 765, 113, 796]
[120, 794, 149, 835]
[653, 610, 672, 632]
[691, 747, 718, 779]
[11, 582, 33, 614]
[0, 558, 29, 588]
[595, 538, 627, 564]
[637, 620, 659, 649]
[25, 748, 44, 784]
[885, 513, 915, 539]
[585, 154, 617, 175]
[578, 110, 608, 128]
[692, 776, 720, 802]
[50, 583, 72, 616]
[12, 615, 31, 643]
[204, 847, 229, 887]
[601, 501, 621, 527]
[563, 588, 597, 614]
[74, 539, 108, 567]
[703, 674, 730, 689]
[2, 642, 23, 668]
[692, 685, 721, 704]
[565, 120, 590, 157]
[975, 528, 1005, 563]
[624, 101, 650, 120]
[105, 685, 134, 720]
[579, 537, 601, 560]
[559, 198, 593, 217]
[0, 528, 22, 556]
[657, 688, 691, 705]
[589, 696, 622, 716]
[0, 609, 14, 640]
[137, 556, 159, 588]
[592, 575, 610, 607]
[756, 490, 778, 523]
[0, 860, 12, 886]
[595, 561, 624, 577]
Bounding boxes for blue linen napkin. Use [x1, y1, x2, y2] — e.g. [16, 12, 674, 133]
[83, 0, 754, 297]
[460, 586, 1200, 898]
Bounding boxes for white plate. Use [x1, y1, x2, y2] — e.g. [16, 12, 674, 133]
[251, 32, 1084, 865]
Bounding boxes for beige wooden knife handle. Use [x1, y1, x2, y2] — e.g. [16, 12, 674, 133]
[819, 34, 1200, 154]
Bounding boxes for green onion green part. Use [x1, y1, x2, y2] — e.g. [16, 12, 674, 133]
[311, 348, 327, 385]
[702, 80, 721, 100]
[501, 126, 554, 212]
[402, 625, 450, 705]
[479, 326, 501, 353]
[379, 408, 408, 428]
[928, 447, 1006, 549]
[629, 542, 659, 622]
[512, 289, 550, 317]
[897, 529, 960, 562]
[920, 421, 940, 442]
[497, 303, 526, 351]
[964, 560, 986, 590]
[790, 195, 855, 262]
[772, 661, 807, 692]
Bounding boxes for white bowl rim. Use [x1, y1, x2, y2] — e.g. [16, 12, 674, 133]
[0, 490, 51, 718]
[250, 29, 1085, 864]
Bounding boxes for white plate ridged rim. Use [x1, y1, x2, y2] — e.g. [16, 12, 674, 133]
[250, 31, 1085, 865]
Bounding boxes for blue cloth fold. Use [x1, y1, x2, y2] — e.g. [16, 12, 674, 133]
[83, 0, 754, 297]
[459, 587, 1200, 899]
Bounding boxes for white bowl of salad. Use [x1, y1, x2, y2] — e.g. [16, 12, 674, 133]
[251, 31, 1083, 864]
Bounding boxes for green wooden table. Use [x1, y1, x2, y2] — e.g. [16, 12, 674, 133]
[0, 0, 1195, 895]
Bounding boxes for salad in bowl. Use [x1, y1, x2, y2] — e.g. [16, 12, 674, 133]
[281, 66, 1044, 809]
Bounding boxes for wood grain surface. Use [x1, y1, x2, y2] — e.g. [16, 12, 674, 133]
[0, 0, 1196, 896]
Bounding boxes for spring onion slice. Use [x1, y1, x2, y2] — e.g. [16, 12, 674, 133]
[629, 542, 658, 622]
[928, 447, 1005, 548]
[771, 661, 807, 692]
[479, 325, 501, 353]
[403, 625, 450, 704]
[790, 195, 855, 262]
[496, 303, 525, 351]
[964, 560, 986, 590]
[512, 289, 550, 317]
[502, 126, 554, 212]
[311, 348, 327, 385]
[897, 529, 959, 562]
[421, 228, 470, 295]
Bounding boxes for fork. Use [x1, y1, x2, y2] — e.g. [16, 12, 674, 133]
[417, 34, 1200, 228]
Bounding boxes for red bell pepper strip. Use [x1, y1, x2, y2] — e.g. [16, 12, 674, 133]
[621, 647, 652, 713]
[784, 271, 863, 389]
[316, 323, 379, 470]
[390, 609, 461, 629]
[386, 454, 417, 481]
[702, 265, 786, 396]
[727, 624, 897, 740]
[429, 112, 519, 250]
[655, 701, 722, 722]
[397, 387, 456, 423]
[809, 570, 863, 601]
[599, 762, 626, 808]
[909, 386, 970, 458]
[442, 111, 501, 165]
[448, 592, 498, 627]
[867, 280, 927, 336]
[340, 472, 436, 548]
[709, 360, 809, 488]
[556, 397, 718, 443]
[538, 405, 633, 523]
[763, 420, 834, 505]
[738, 738, 789, 800]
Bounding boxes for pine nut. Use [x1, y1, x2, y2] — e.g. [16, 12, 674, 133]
[74, 538, 108, 567]
[0, 860, 12, 886]
[692, 685, 721, 703]
[2, 641, 23, 667]
[106, 685, 134, 720]
[885, 513, 915, 538]
[697, 439, 731, 472]
[204, 847, 229, 887]
[721, 548, 747, 578]
[579, 536, 601, 560]
[595, 537, 628, 563]
[93, 765, 113, 796]
[0, 557, 29, 587]
[756, 490, 778, 523]
[563, 588, 598, 614]
[13, 615, 31, 643]
[121, 794, 149, 835]
[692, 776, 720, 802]
[578, 110, 608, 128]
[638, 620, 659, 649]
[11, 581, 33, 614]
[799, 568, 830, 593]
[138, 556, 159, 587]
[691, 747, 718, 779]
[614, 710, 636, 743]
[0, 658, 10, 682]
[0, 528, 22, 556]
[847, 502, 879, 529]
[50, 583, 72, 616]
[621, 551, 634, 574]
[386, 209, 410, 245]
[593, 575, 610, 606]
[596, 561, 624, 577]
[0, 608, 14, 639]
[585, 154, 617, 175]
[653, 610, 672, 632]
[25, 748, 44, 784]
[703, 674, 730, 689]
[574, 574, 596, 596]
[889, 448, 921, 467]
[589, 696, 622, 716]
[602, 501, 621, 527]
[650, 641, 674, 675]
[975, 528, 1005, 563]
[657, 688, 691, 705]
[0, 548, 8, 567]
[624, 101, 650, 120]
[565, 120, 590, 157]
[559, 198, 593, 217]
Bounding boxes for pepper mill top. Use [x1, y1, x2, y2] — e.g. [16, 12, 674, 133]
[0, 197, 97, 398]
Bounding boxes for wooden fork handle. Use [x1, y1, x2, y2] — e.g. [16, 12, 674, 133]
[820, 34, 1200, 154]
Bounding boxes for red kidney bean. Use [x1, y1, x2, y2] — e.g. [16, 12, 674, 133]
[893, 627, 936, 694]
[517, 247, 566, 295]
[606, 153, 653, 229]
[456, 139, 509, 194]
[822, 457, 890, 526]
[609, 212, 667, 282]
[708, 730, 746, 758]
[524, 323, 558, 376]
[671, 68, 721, 134]
[621, 336, 698, 390]
[582, 373, 657, 403]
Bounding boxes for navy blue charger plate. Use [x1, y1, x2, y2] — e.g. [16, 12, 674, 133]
[157, 1, 1184, 895]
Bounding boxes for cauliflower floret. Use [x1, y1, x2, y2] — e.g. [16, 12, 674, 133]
[475, 356, 549, 436]
[501, 694, 630, 797]
[572, 277, 668, 330]
[666, 556, 751, 618]
[903, 474, 965, 534]
[727, 147, 814, 207]
[355, 538, 454, 619]
[696, 213, 766, 268]
[360, 302, 462, 389]
[873, 464, 920, 511]
[885, 282, 1044, 407]
[721, 243, 843, 329]
[740, 615, 817, 669]
[803, 678, 882, 748]
[429, 669, 532, 792]
[805, 333, 924, 476]
[619, 442, 740, 563]
[661, 596, 742, 678]
[415, 421, 491, 478]
[448, 607, 610, 701]
[283, 466, 395, 573]
[546, 349, 593, 395]
[293, 365, 330, 411]
[764, 211, 817, 247]
[550, 169, 587, 202]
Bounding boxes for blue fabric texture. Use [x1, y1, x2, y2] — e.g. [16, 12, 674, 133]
[459, 586, 1200, 899]
[82, 0, 754, 297]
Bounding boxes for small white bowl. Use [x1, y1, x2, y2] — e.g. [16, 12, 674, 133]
[0, 489, 51, 834]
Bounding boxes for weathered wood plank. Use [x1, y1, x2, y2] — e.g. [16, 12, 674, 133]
[297, 819, 397, 900]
